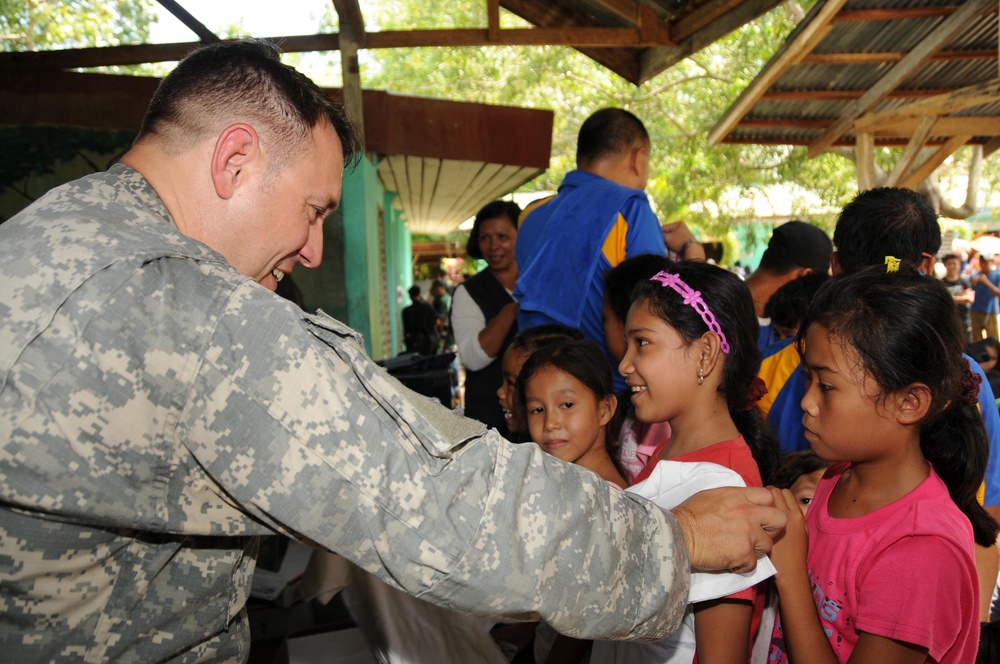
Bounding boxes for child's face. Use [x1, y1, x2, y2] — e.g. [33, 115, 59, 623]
[773, 322, 799, 342]
[524, 365, 614, 465]
[789, 468, 825, 515]
[618, 300, 700, 424]
[800, 324, 904, 463]
[497, 347, 530, 432]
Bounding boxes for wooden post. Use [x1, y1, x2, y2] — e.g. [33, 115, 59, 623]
[856, 131, 875, 192]
[340, 23, 365, 147]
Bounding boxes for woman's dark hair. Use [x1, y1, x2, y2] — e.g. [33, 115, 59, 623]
[466, 200, 521, 260]
[630, 262, 781, 484]
[515, 338, 625, 475]
[797, 265, 999, 547]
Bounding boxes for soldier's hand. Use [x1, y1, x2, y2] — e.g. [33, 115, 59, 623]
[670, 486, 786, 573]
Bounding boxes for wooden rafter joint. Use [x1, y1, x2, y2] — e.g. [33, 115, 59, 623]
[638, 4, 674, 47]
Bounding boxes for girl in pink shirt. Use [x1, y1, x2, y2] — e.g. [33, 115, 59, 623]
[768, 264, 1000, 664]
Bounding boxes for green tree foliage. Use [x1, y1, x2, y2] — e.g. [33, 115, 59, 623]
[339, 0, 854, 241]
[1, 0, 154, 52]
[0, 0, 158, 208]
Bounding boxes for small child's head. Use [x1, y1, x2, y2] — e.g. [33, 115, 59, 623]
[515, 339, 620, 467]
[942, 253, 962, 279]
[603, 254, 675, 363]
[763, 272, 830, 342]
[798, 264, 998, 545]
[771, 451, 830, 514]
[498, 324, 584, 433]
[622, 262, 780, 482]
[622, 262, 760, 422]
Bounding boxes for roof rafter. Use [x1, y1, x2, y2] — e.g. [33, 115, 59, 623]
[640, 0, 781, 84]
[806, 0, 994, 157]
[707, 0, 849, 146]
[154, 0, 218, 43]
[801, 48, 996, 66]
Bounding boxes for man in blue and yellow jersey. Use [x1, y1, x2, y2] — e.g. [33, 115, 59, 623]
[514, 109, 703, 387]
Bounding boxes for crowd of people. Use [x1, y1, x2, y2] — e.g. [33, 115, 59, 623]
[441, 109, 1000, 663]
[3, 38, 999, 664]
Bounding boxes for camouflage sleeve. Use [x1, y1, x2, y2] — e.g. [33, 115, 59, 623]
[184, 279, 691, 640]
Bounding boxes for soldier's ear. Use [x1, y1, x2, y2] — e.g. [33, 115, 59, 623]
[211, 124, 260, 200]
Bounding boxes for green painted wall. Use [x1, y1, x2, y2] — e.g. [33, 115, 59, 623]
[386, 191, 408, 356]
[294, 156, 411, 361]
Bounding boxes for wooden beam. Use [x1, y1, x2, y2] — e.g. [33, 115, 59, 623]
[641, 0, 783, 84]
[801, 49, 997, 66]
[0, 36, 341, 71]
[0, 21, 671, 74]
[331, 0, 367, 47]
[721, 135, 969, 147]
[877, 116, 997, 138]
[885, 115, 936, 187]
[806, 0, 994, 158]
[854, 79, 1000, 132]
[737, 118, 834, 130]
[670, 0, 749, 43]
[154, 0, 219, 43]
[588, 0, 641, 23]
[856, 131, 875, 192]
[338, 24, 365, 145]
[762, 88, 954, 101]
[984, 137, 1000, 159]
[500, 0, 642, 83]
[366, 27, 667, 47]
[707, 0, 848, 146]
[638, 4, 671, 46]
[487, 0, 501, 42]
[901, 134, 972, 190]
[833, 6, 964, 22]
[734, 116, 1000, 137]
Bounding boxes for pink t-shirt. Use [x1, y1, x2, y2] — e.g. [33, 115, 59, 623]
[769, 463, 978, 664]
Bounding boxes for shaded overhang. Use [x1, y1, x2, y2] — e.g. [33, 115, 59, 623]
[0, 0, 786, 87]
[0, 70, 553, 235]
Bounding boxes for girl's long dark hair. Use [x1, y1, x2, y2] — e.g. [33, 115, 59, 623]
[798, 265, 999, 547]
[630, 262, 780, 484]
[515, 339, 626, 477]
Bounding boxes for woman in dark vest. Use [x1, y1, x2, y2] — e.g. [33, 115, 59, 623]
[451, 200, 521, 435]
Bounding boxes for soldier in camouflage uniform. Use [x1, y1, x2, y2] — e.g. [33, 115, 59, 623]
[0, 39, 784, 663]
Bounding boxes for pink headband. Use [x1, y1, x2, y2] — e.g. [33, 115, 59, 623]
[648, 271, 731, 354]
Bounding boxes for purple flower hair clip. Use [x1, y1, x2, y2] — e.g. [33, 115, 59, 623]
[648, 271, 731, 354]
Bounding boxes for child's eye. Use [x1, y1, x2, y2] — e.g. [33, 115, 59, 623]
[799, 497, 813, 506]
[560, 401, 575, 410]
[636, 337, 649, 347]
[528, 406, 543, 415]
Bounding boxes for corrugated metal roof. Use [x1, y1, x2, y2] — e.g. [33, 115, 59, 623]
[711, 0, 999, 153]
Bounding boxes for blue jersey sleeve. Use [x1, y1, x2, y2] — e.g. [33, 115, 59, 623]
[622, 197, 666, 258]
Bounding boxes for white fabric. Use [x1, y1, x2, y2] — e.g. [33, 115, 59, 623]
[590, 461, 776, 664]
[341, 569, 507, 664]
[451, 284, 493, 371]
